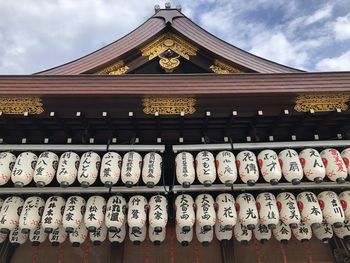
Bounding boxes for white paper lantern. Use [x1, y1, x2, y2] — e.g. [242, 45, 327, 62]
[195, 194, 216, 231]
[256, 192, 279, 229]
[195, 151, 216, 186]
[56, 151, 80, 187]
[276, 192, 300, 229]
[258, 149, 282, 185]
[127, 195, 147, 231]
[176, 224, 193, 246]
[313, 221, 333, 243]
[236, 151, 259, 186]
[100, 152, 122, 187]
[0, 199, 3, 211]
[11, 152, 38, 187]
[297, 192, 323, 228]
[236, 193, 259, 230]
[175, 194, 195, 232]
[292, 222, 312, 242]
[320, 148, 347, 183]
[84, 196, 106, 232]
[341, 148, 350, 176]
[0, 196, 24, 233]
[90, 224, 107, 246]
[69, 222, 88, 247]
[216, 151, 237, 186]
[278, 149, 303, 184]
[216, 193, 237, 230]
[77, 151, 101, 187]
[233, 223, 252, 245]
[0, 233, 7, 244]
[317, 191, 345, 228]
[175, 152, 195, 188]
[272, 221, 291, 244]
[108, 223, 126, 244]
[62, 196, 86, 233]
[334, 221, 350, 240]
[9, 226, 27, 246]
[29, 224, 47, 246]
[196, 223, 213, 247]
[42, 196, 65, 233]
[339, 191, 350, 221]
[105, 195, 126, 232]
[149, 195, 168, 233]
[299, 148, 325, 183]
[215, 220, 232, 241]
[142, 152, 162, 188]
[33, 151, 58, 187]
[121, 151, 142, 187]
[253, 222, 271, 244]
[49, 225, 67, 246]
[19, 196, 45, 234]
[149, 226, 166, 246]
[0, 152, 16, 186]
[129, 224, 146, 245]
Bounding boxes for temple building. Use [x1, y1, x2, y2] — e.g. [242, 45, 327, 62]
[0, 4, 350, 262]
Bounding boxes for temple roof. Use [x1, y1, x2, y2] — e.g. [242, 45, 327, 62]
[37, 7, 302, 75]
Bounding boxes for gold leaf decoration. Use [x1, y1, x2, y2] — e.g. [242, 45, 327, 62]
[159, 54, 180, 72]
[141, 33, 198, 61]
[0, 97, 44, 114]
[210, 59, 241, 74]
[294, 94, 350, 112]
[143, 97, 196, 115]
[96, 60, 129, 75]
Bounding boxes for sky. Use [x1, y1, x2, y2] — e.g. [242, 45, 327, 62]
[0, 0, 350, 74]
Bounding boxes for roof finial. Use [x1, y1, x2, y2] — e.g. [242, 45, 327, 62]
[154, 4, 161, 13]
[176, 5, 182, 11]
[165, 2, 171, 9]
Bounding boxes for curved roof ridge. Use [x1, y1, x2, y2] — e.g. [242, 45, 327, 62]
[36, 15, 167, 75]
[171, 16, 302, 73]
[37, 8, 302, 75]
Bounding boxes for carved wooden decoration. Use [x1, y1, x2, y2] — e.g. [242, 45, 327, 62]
[143, 97, 196, 115]
[0, 97, 44, 114]
[141, 33, 197, 72]
[294, 94, 350, 112]
[96, 60, 129, 75]
[209, 60, 241, 74]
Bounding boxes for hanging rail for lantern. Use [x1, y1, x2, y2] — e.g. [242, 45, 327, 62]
[0, 186, 170, 195]
[172, 140, 350, 153]
[172, 182, 350, 193]
[0, 144, 165, 153]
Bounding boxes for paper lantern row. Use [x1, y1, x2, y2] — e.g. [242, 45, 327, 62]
[0, 195, 167, 240]
[0, 193, 349, 247]
[0, 151, 162, 188]
[176, 148, 350, 187]
[3, 219, 348, 248]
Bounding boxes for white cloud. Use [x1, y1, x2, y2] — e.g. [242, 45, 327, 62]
[0, 0, 349, 73]
[249, 32, 308, 69]
[333, 14, 350, 40]
[0, 0, 156, 74]
[304, 4, 333, 25]
[316, 50, 350, 71]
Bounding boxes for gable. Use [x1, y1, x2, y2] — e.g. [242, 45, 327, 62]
[37, 8, 302, 75]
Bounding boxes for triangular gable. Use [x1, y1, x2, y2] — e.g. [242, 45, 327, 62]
[37, 8, 302, 75]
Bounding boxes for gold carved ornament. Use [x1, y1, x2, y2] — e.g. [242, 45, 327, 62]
[96, 60, 129, 75]
[294, 94, 350, 112]
[143, 97, 196, 115]
[141, 33, 198, 72]
[0, 97, 44, 114]
[210, 59, 241, 74]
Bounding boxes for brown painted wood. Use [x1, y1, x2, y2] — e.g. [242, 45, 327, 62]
[36, 9, 300, 75]
[1, 72, 350, 95]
